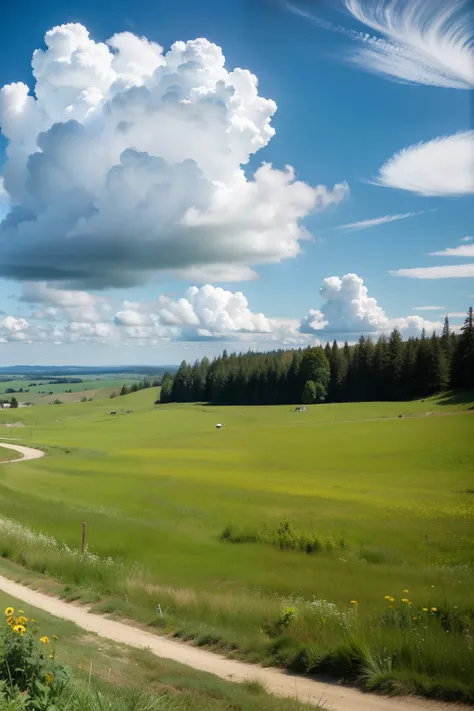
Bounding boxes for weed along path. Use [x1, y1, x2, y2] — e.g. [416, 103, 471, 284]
[0, 442, 45, 462]
[0, 576, 454, 711]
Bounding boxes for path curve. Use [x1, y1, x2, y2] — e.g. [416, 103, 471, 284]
[0, 576, 454, 711]
[0, 442, 45, 463]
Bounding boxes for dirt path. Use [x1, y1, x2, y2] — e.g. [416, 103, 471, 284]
[0, 576, 455, 711]
[0, 442, 45, 463]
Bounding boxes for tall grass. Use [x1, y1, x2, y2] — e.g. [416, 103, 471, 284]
[0, 515, 472, 703]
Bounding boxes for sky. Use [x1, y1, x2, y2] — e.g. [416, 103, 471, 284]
[0, 0, 472, 365]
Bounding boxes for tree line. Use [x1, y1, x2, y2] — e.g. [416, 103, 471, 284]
[110, 377, 161, 398]
[160, 309, 474, 406]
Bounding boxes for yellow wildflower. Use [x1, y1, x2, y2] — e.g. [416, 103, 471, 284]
[13, 624, 26, 636]
[350, 600, 358, 606]
[4, 607, 14, 616]
[431, 585, 435, 588]
[16, 616, 28, 625]
[45, 673, 54, 686]
[430, 607, 437, 612]
[6, 617, 14, 626]
[403, 589, 409, 594]
[40, 636, 50, 644]
[401, 598, 409, 603]
[422, 607, 428, 612]
[18, 610, 24, 615]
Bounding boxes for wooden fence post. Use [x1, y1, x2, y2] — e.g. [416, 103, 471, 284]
[81, 522, 87, 554]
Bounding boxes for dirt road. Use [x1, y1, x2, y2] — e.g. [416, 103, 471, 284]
[0, 575, 455, 711]
[0, 442, 45, 463]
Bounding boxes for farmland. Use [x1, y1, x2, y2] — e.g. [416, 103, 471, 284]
[0, 372, 154, 405]
[0, 388, 473, 700]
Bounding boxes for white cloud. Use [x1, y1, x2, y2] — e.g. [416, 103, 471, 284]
[0, 24, 348, 289]
[447, 312, 467, 318]
[300, 273, 441, 337]
[374, 131, 474, 196]
[338, 0, 473, 89]
[391, 264, 474, 278]
[336, 211, 426, 232]
[412, 306, 445, 311]
[430, 244, 474, 257]
[460, 236, 473, 242]
[21, 282, 110, 323]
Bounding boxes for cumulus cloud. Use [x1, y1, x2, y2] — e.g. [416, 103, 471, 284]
[430, 243, 474, 257]
[296, 0, 474, 89]
[21, 282, 110, 323]
[300, 273, 442, 337]
[0, 24, 348, 289]
[460, 236, 473, 242]
[373, 131, 474, 196]
[391, 264, 474, 278]
[336, 211, 426, 232]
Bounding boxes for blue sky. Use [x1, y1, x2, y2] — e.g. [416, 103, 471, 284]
[0, 0, 472, 364]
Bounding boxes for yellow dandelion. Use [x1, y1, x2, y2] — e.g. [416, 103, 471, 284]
[44, 673, 54, 686]
[401, 598, 409, 603]
[13, 624, 26, 636]
[422, 607, 428, 612]
[40, 636, 50, 644]
[16, 616, 28, 625]
[403, 589, 409, 594]
[430, 607, 437, 613]
[431, 585, 435, 588]
[4, 607, 14, 616]
[350, 600, 358, 606]
[384, 595, 391, 600]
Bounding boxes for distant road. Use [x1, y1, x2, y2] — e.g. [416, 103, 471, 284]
[0, 442, 45, 462]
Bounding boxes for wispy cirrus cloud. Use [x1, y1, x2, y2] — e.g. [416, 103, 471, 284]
[430, 244, 474, 257]
[336, 210, 426, 232]
[374, 131, 474, 196]
[293, 0, 474, 89]
[391, 264, 474, 279]
[412, 306, 445, 311]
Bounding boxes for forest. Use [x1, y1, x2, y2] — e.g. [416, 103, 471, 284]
[161, 309, 474, 405]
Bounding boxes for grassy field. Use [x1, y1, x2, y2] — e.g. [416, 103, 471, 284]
[0, 590, 316, 710]
[0, 389, 473, 700]
[0, 373, 147, 405]
[0, 446, 22, 462]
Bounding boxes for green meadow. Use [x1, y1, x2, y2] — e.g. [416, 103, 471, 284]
[0, 388, 473, 700]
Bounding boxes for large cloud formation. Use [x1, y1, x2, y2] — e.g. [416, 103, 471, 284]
[0, 24, 348, 288]
[0, 275, 445, 347]
[300, 273, 442, 337]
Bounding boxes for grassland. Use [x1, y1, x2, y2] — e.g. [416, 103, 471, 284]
[0, 373, 146, 405]
[0, 590, 316, 710]
[0, 446, 22, 462]
[0, 389, 473, 700]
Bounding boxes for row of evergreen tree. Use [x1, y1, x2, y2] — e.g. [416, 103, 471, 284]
[110, 377, 161, 398]
[160, 309, 474, 405]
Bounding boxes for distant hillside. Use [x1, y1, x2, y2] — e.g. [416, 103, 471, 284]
[0, 365, 177, 376]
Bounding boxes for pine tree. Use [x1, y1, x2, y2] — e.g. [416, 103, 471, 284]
[452, 307, 474, 389]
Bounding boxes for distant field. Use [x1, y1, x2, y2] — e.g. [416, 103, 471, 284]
[0, 389, 473, 699]
[0, 373, 152, 404]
